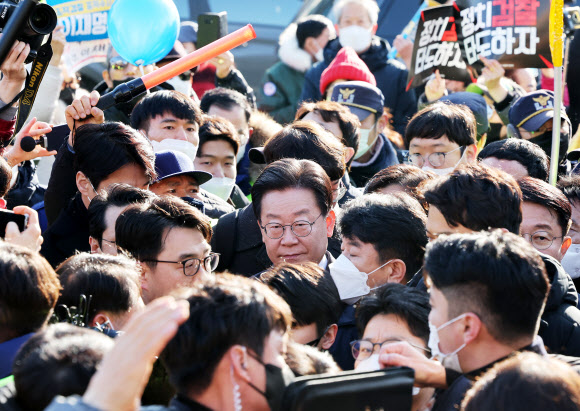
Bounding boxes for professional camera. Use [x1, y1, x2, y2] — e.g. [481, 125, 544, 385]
[0, 0, 57, 64]
[565, 6, 580, 35]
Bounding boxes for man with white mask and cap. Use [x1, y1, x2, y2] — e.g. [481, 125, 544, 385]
[300, 0, 416, 136]
[405, 102, 478, 176]
[330, 81, 399, 187]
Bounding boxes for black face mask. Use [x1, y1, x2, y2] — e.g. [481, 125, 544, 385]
[528, 129, 570, 164]
[59, 86, 75, 106]
[247, 352, 295, 411]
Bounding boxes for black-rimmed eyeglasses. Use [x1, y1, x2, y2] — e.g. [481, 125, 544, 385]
[142, 253, 220, 276]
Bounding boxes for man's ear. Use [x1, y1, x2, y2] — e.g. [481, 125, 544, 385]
[465, 144, 478, 163]
[334, 24, 340, 35]
[463, 312, 482, 345]
[102, 70, 113, 89]
[371, 23, 378, 35]
[376, 112, 389, 134]
[229, 345, 251, 383]
[138, 261, 151, 294]
[326, 210, 336, 237]
[0, 198, 7, 210]
[562, 236, 573, 257]
[387, 259, 407, 284]
[89, 236, 102, 254]
[91, 312, 111, 328]
[345, 147, 355, 164]
[257, 219, 268, 243]
[76, 171, 93, 198]
[320, 324, 338, 350]
[303, 37, 317, 56]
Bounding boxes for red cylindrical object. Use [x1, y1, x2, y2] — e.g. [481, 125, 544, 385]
[141, 24, 256, 90]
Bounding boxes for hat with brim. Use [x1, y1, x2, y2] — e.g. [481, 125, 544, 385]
[155, 150, 212, 185]
[330, 80, 384, 122]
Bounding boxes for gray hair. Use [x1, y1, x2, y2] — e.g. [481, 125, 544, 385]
[332, 0, 380, 25]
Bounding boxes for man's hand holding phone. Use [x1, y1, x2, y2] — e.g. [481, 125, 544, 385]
[4, 206, 42, 252]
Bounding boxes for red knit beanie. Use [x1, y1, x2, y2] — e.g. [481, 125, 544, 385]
[319, 47, 376, 95]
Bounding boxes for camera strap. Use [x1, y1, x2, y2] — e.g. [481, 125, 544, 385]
[14, 34, 53, 134]
[0, 34, 53, 140]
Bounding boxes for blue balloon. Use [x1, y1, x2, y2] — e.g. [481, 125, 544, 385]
[108, 0, 180, 66]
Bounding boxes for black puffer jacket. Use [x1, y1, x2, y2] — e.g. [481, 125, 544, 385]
[539, 254, 580, 356]
[300, 37, 417, 136]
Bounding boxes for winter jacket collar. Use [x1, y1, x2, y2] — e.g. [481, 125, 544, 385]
[542, 253, 579, 311]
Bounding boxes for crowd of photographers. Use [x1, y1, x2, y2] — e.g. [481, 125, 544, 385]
[1, 0, 580, 409]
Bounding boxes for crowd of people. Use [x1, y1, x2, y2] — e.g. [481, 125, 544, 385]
[1, 0, 580, 409]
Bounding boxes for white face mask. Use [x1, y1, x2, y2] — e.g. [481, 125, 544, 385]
[201, 177, 235, 201]
[355, 354, 420, 395]
[562, 245, 580, 279]
[315, 47, 324, 62]
[150, 139, 198, 163]
[339, 25, 373, 53]
[167, 76, 193, 97]
[328, 254, 391, 301]
[427, 313, 468, 373]
[236, 142, 247, 163]
[421, 147, 465, 176]
[354, 122, 377, 160]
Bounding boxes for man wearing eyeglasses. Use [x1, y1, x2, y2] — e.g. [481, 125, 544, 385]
[405, 102, 478, 176]
[353, 283, 434, 411]
[517, 177, 580, 357]
[115, 195, 217, 304]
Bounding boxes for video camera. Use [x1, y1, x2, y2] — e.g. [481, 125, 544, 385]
[0, 0, 57, 65]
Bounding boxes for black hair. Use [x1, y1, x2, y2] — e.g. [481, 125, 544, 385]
[478, 138, 549, 181]
[364, 164, 436, 209]
[461, 352, 580, 411]
[0, 242, 60, 338]
[404, 102, 476, 148]
[200, 87, 252, 122]
[0, 156, 12, 198]
[88, 183, 156, 244]
[161, 274, 292, 395]
[260, 262, 343, 336]
[56, 253, 142, 325]
[130, 90, 203, 132]
[263, 120, 346, 181]
[295, 100, 361, 163]
[356, 283, 430, 347]
[519, 177, 572, 236]
[198, 115, 240, 155]
[115, 196, 212, 266]
[296, 15, 333, 49]
[425, 230, 549, 344]
[13, 323, 114, 411]
[339, 193, 428, 281]
[252, 158, 333, 222]
[558, 175, 580, 205]
[73, 122, 156, 189]
[423, 163, 523, 234]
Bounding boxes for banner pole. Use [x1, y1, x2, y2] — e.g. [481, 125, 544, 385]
[548, 0, 564, 186]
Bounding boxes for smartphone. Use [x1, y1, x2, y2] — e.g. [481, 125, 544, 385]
[0, 209, 28, 237]
[197, 12, 228, 48]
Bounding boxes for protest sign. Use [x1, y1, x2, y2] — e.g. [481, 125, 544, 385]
[47, 0, 113, 72]
[407, 5, 473, 89]
[456, 0, 552, 68]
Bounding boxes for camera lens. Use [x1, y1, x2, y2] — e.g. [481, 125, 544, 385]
[29, 4, 57, 35]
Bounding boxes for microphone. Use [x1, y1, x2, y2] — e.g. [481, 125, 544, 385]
[20, 135, 46, 152]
